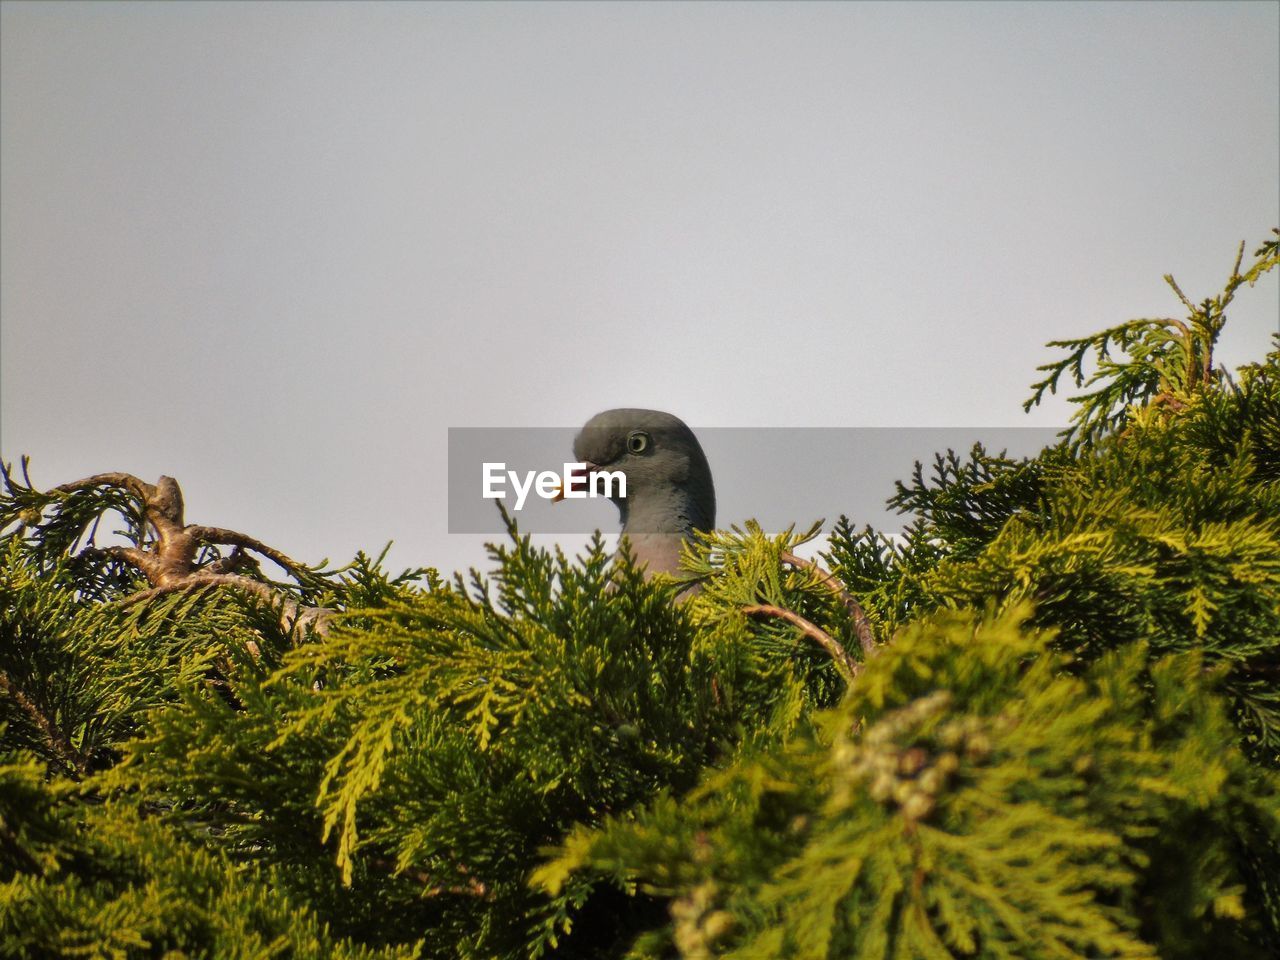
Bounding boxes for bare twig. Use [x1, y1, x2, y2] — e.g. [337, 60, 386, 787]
[92, 544, 156, 577]
[0, 670, 89, 779]
[53, 472, 156, 504]
[780, 550, 878, 657]
[186, 526, 311, 578]
[742, 603, 859, 682]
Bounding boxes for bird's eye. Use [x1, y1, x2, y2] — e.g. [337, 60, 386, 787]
[626, 431, 650, 454]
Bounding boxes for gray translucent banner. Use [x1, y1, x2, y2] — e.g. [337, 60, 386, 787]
[448, 427, 1062, 535]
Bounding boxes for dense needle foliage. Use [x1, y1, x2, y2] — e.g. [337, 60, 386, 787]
[2, 233, 1278, 958]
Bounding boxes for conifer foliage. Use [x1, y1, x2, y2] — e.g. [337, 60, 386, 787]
[2, 233, 1278, 958]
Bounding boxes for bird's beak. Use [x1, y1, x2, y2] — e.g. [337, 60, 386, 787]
[551, 462, 598, 503]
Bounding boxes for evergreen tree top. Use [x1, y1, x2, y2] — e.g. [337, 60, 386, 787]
[2, 233, 1278, 959]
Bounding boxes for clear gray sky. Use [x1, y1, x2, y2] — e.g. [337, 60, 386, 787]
[2, 1, 1278, 577]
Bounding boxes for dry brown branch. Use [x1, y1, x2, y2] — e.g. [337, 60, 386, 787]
[780, 550, 878, 657]
[53, 472, 156, 503]
[186, 526, 311, 578]
[52, 472, 331, 637]
[94, 544, 157, 577]
[742, 603, 859, 682]
[0, 670, 89, 779]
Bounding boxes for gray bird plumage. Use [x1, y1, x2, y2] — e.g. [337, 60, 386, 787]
[571, 409, 715, 576]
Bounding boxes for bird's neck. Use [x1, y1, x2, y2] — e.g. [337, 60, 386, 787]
[619, 488, 711, 538]
[618, 489, 712, 577]
[620, 532, 690, 578]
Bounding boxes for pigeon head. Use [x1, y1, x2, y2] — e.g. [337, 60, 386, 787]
[570, 409, 715, 574]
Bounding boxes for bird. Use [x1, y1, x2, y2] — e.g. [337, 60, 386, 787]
[559, 409, 715, 577]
